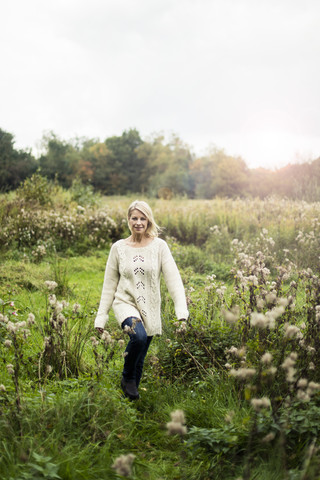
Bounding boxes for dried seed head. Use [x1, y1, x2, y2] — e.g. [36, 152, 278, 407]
[112, 453, 136, 477]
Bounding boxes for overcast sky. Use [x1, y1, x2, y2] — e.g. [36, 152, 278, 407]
[1, 0, 319, 169]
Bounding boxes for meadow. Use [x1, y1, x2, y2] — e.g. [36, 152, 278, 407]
[1, 177, 320, 479]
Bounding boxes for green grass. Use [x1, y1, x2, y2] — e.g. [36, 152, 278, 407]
[1, 238, 320, 478]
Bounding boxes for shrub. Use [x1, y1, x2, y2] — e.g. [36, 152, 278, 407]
[16, 171, 54, 206]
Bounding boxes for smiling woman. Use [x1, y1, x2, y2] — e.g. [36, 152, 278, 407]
[94, 200, 189, 400]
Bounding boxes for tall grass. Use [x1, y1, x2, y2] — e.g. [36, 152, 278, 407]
[2, 186, 320, 478]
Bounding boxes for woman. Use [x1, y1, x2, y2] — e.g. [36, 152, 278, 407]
[95, 200, 189, 400]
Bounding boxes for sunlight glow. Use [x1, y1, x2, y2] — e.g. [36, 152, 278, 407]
[239, 109, 304, 169]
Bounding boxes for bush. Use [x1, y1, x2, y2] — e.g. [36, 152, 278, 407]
[16, 171, 54, 206]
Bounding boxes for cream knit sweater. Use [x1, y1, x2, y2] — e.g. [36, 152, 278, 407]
[94, 238, 189, 335]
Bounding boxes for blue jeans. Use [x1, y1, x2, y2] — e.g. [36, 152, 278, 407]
[121, 317, 153, 387]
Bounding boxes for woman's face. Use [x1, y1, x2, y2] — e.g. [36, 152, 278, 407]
[128, 209, 148, 235]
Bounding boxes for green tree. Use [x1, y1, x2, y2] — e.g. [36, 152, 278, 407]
[136, 134, 193, 197]
[0, 128, 37, 191]
[39, 133, 81, 188]
[247, 167, 276, 198]
[191, 147, 248, 198]
[82, 142, 117, 193]
[104, 129, 145, 194]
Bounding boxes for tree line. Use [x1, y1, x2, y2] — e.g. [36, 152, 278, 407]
[1, 127, 320, 200]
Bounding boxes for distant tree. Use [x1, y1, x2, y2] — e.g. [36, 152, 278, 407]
[82, 142, 119, 193]
[0, 128, 37, 191]
[247, 167, 276, 198]
[104, 129, 145, 194]
[271, 160, 320, 201]
[39, 132, 81, 188]
[191, 147, 248, 198]
[136, 134, 193, 197]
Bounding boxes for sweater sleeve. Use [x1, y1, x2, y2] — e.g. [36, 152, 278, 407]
[160, 240, 189, 320]
[94, 243, 120, 329]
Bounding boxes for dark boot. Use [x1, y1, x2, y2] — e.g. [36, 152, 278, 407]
[121, 378, 139, 400]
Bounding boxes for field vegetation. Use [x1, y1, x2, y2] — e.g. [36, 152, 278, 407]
[1, 176, 320, 479]
[2, 126, 320, 201]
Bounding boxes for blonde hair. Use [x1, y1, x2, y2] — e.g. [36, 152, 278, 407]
[127, 200, 161, 238]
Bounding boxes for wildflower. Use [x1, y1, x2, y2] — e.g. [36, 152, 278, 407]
[226, 346, 239, 356]
[57, 313, 66, 325]
[6, 364, 14, 375]
[4, 340, 12, 348]
[0, 384, 6, 392]
[72, 303, 81, 313]
[286, 368, 296, 383]
[46, 365, 53, 374]
[7, 321, 17, 333]
[230, 368, 256, 380]
[277, 298, 289, 307]
[175, 321, 187, 333]
[261, 352, 273, 364]
[265, 367, 277, 376]
[297, 389, 310, 402]
[0, 313, 8, 323]
[248, 275, 258, 286]
[281, 352, 297, 382]
[307, 381, 320, 396]
[251, 397, 271, 411]
[101, 331, 113, 345]
[250, 312, 273, 329]
[265, 292, 277, 304]
[222, 306, 240, 325]
[266, 305, 285, 324]
[256, 298, 265, 309]
[309, 362, 315, 370]
[226, 346, 246, 359]
[55, 302, 63, 313]
[171, 409, 185, 424]
[112, 453, 136, 477]
[90, 336, 99, 347]
[225, 411, 235, 423]
[149, 356, 159, 365]
[284, 323, 302, 339]
[16, 321, 27, 329]
[49, 294, 57, 306]
[118, 339, 125, 348]
[167, 409, 187, 435]
[297, 378, 308, 388]
[27, 313, 35, 325]
[282, 353, 297, 370]
[44, 281, 58, 291]
[123, 324, 136, 335]
[262, 432, 276, 443]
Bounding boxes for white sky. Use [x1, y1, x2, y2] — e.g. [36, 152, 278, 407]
[1, 0, 319, 169]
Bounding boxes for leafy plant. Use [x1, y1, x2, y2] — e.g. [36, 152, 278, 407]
[12, 452, 61, 480]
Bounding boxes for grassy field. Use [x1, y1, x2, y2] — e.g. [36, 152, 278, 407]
[2, 186, 320, 479]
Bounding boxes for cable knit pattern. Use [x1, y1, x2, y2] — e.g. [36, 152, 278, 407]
[94, 238, 189, 335]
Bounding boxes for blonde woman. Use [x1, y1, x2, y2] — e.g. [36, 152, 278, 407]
[95, 200, 189, 400]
